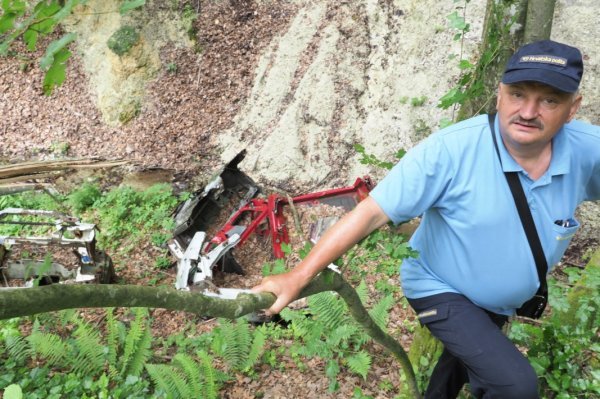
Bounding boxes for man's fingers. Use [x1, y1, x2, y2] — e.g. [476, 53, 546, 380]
[250, 273, 301, 315]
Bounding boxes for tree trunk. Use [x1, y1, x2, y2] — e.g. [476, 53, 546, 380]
[0, 269, 422, 398]
[524, 0, 556, 43]
[457, 0, 528, 120]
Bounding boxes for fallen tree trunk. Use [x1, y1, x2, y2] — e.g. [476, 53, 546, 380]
[0, 159, 127, 180]
[0, 269, 421, 398]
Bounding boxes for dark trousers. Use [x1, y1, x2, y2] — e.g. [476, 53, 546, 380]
[407, 293, 539, 399]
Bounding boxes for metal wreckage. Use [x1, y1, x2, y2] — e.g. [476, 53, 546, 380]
[0, 208, 114, 288]
[0, 151, 373, 296]
[167, 151, 374, 298]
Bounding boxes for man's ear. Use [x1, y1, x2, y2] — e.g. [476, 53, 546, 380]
[567, 94, 582, 122]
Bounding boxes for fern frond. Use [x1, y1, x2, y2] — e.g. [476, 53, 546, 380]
[280, 308, 312, 338]
[197, 349, 218, 399]
[106, 308, 118, 365]
[123, 323, 152, 377]
[120, 308, 148, 376]
[368, 294, 394, 331]
[6, 336, 31, 363]
[309, 292, 348, 330]
[215, 318, 252, 370]
[27, 331, 68, 367]
[72, 318, 105, 376]
[346, 351, 371, 380]
[243, 328, 265, 371]
[327, 324, 359, 347]
[356, 280, 368, 305]
[105, 308, 120, 378]
[173, 353, 203, 398]
[146, 362, 192, 399]
[298, 336, 331, 358]
[146, 364, 181, 399]
[232, 319, 252, 369]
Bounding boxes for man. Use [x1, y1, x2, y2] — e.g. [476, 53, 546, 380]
[252, 40, 600, 398]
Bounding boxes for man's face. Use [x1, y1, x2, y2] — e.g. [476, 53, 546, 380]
[496, 82, 582, 150]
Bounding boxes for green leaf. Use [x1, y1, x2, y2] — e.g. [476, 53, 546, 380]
[447, 11, 467, 31]
[458, 59, 474, 70]
[23, 29, 38, 51]
[39, 32, 76, 70]
[394, 149, 406, 160]
[4, 384, 23, 399]
[30, 1, 62, 34]
[120, 0, 145, 15]
[0, 13, 16, 34]
[51, 0, 81, 23]
[2, 0, 26, 13]
[438, 87, 464, 109]
[42, 47, 71, 95]
[353, 143, 365, 153]
[0, 36, 13, 56]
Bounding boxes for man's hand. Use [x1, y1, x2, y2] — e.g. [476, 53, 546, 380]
[251, 270, 309, 315]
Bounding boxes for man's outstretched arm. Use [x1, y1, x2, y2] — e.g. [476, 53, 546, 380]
[251, 196, 390, 315]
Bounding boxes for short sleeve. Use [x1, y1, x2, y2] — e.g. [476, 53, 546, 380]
[370, 134, 456, 224]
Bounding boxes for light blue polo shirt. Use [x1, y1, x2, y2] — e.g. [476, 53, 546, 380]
[370, 114, 600, 315]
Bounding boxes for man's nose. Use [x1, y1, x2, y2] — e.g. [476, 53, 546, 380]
[519, 98, 540, 120]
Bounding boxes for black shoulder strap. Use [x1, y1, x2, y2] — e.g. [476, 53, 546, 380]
[488, 113, 548, 295]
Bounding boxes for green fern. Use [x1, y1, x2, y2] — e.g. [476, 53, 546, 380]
[355, 280, 369, 305]
[120, 307, 149, 376]
[146, 351, 221, 399]
[106, 307, 120, 377]
[71, 317, 105, 375]
[327, 324, 359, 347]
[368, 294, 394, 331]
[346, 350, 371, 380]
[5, 336, 31, 363]
[123, 322, 152, 377]
[146, 363, 190, 398]
[212, 318, 251, 370]
[308, 292, 349, 331]
[173, 353, 203, 398]
[243, 327, 266, 371]
[197, 349, 218, 399]
[27, 331, 69, 367]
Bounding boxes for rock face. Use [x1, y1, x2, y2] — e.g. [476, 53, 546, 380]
[0, 0, 598, 243]
[219, 0, 487, 186]
[62, 0, 196, 126]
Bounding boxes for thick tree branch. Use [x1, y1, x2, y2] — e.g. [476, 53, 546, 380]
[0, 269, 421, 398]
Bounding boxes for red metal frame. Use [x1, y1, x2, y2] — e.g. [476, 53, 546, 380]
[207, 176, 374, 258]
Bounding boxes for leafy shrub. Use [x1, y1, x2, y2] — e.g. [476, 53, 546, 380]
[68, 183, 101, 214]
[91, 183, 178, 250]
[510, 263, 600, 398]
[0, 309, 154, 398]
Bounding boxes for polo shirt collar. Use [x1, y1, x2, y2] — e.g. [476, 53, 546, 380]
[493, 116, 572, 178]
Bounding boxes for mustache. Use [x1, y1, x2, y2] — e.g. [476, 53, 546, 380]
[509, 116, 544, 130]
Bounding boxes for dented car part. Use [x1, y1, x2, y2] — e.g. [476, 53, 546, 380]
[0, 208, 114, 288]
[169, 151, 374, 293]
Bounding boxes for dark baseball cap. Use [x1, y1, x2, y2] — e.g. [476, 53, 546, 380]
[502, 40, 583, 93]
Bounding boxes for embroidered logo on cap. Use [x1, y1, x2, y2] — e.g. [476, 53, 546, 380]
[519, 55, 567, 67]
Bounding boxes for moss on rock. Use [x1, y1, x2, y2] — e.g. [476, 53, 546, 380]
[107, 26, 140, 56]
